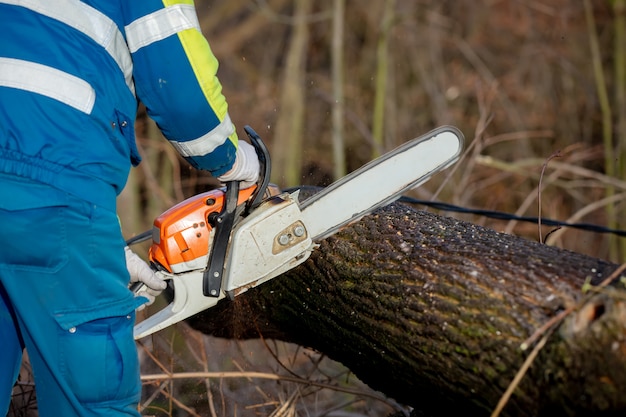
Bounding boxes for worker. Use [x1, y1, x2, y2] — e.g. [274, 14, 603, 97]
[0, 1, 259, 416]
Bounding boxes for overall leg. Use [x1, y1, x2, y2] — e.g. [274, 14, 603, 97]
[0, 281, 24, 415]
[0, 179, 142, 417]
[11, 310, 140, 417]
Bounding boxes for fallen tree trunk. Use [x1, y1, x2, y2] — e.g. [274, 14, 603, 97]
[187, 196, 626, 417]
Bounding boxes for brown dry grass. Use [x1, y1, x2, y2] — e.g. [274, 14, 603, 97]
[135, 323, 409, 417]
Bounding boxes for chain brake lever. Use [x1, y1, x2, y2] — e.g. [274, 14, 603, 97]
[203, 180, 239, 297]
[203, 127, 271, 297]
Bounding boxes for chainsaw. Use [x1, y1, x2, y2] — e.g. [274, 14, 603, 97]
[133, 125, 464, 339]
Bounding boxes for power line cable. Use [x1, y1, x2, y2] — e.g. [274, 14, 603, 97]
[398, 197, 626, 237]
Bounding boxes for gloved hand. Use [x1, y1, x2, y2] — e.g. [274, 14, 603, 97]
[217, 141, 260, 189]
[125, 246, 167, 310]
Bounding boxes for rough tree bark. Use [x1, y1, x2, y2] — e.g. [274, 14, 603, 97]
[187, 192, 626, 417]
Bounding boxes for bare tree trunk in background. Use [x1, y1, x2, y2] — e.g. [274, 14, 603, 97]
[331, 0, 346, 181]
[200, 0, 291, 57]
[117, 167, 142, 236]
[120, 116, 184, 242]
[196, 0, 247, 32]
[372, 0, 395, 158]
[584, 0, 618, 262]
[614, 0, 626, 262]
[188, 189, 626, 417]
[271, 0, 313, 187]
[144, 119, 174, 224]
[119, 118, 174, 239]
[411, 2, 451, 128]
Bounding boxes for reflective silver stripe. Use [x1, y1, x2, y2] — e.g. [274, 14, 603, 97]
[125, 4, 201, 53]
[0, 58, 95, 114]
[170, 114, 235, 157]
[1, 0, 134, 95]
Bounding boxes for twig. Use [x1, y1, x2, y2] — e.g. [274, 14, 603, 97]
[592, 261, 626, 290]
[232, 359, 273, 404]
[139, 380, 170, 413]
[490, 333, 551, 417]
[519, 308, 570, 352]
[137, 339, 171, 375]
[543, 226, 562, 243]
[140, 370, 395, 406]
[197, 335, 218, 417]
[268, 390, 300, 417]
[153, 378, 203, 417]
[476, 155, 626, 191]
[538, 150, 562, 243]
[583, 281, 626, 300]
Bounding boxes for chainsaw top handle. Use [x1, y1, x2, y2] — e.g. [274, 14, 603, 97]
[244, 125, 271, 214]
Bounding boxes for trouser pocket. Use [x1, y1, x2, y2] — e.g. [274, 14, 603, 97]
[0, 187, 69, 273]
[58, 314, 140, 405]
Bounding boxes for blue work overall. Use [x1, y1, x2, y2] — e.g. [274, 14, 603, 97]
[0, 1, 239, 414]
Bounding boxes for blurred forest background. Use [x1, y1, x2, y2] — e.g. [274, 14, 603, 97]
[111, 0, 626, 416]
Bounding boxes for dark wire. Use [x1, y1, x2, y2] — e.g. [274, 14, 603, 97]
[398, 196, 626, 238]
[125, 230, 152, 246]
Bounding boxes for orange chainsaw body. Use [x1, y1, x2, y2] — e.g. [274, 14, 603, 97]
[148, 186, 257, 274]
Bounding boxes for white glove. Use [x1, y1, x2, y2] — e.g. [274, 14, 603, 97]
[125, 246, 166, 309]
[217, 141, 260, 189]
